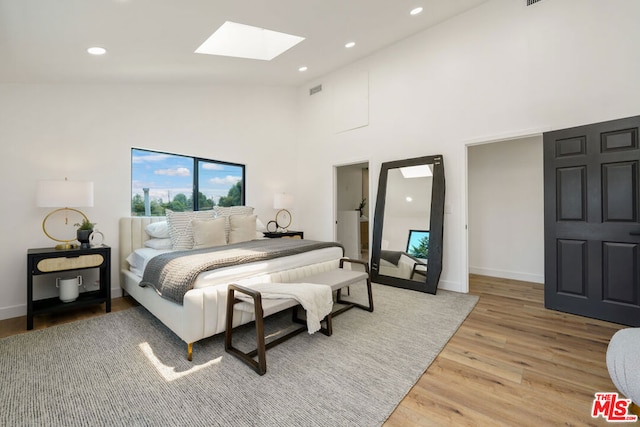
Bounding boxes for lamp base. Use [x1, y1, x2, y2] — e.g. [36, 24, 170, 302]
[54, 243, 78, 250]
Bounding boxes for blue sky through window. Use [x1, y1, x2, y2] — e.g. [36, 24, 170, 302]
[131, 148, 243, 206]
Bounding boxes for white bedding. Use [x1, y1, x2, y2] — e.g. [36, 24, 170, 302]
[126, 245, 343, 289]
[119, 216, 351, 358]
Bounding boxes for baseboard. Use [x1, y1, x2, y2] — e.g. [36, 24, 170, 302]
[0, 304, 25, 321]
[437, 279, 464, 293]
[469, 266, 544, 284]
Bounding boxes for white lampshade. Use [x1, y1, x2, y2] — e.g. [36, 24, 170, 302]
[273, 193, 293, 210]
[37, 180, 94, 208]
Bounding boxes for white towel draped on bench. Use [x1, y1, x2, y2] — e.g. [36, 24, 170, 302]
[238, 283, 333, 334]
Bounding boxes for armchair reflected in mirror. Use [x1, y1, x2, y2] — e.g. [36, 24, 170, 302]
[371, 155, 445, 294]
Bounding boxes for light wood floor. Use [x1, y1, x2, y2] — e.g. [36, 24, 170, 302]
[384, 274, 626, 427]
[0, 297, 137, 339]
[0, 275, 627, 426]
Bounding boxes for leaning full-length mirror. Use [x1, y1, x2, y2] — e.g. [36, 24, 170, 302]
[371, 155, 445, 294]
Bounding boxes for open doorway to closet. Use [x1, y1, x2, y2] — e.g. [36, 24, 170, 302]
[335, 162, 369, 261]
[467, 136, 544, 285]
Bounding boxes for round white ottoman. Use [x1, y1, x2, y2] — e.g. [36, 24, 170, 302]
[607, 328, 640, 414]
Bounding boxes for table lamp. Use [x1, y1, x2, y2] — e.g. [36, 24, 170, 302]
[36, 178, 94, 249]
[273, 193, 293, 231]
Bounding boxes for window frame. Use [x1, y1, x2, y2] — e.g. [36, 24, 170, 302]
[131, 147, 246, 216]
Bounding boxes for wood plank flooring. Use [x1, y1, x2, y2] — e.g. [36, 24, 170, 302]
[0, 297, 137, 339]
[0, 275, 628, 426]
[384, 275, 627, 427]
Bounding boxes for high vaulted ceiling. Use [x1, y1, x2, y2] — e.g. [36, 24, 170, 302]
[0, 0, 489, 86]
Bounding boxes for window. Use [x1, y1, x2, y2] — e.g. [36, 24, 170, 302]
[406, 229, 429, 259]
[131, 148, 245, 216]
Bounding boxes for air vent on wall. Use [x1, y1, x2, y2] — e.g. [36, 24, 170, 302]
[309, 84, 322, 95]
[527, 0, 543, 5]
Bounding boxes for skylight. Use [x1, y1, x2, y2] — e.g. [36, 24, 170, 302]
[195, 21, 305, 61]
[400, 164, 433, 178]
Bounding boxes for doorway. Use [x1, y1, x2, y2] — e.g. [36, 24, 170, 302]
[335, 162, 369, 261]
[467, 136, 544, 285]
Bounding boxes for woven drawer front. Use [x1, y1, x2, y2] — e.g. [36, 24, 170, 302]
[37, 254, 104, 272]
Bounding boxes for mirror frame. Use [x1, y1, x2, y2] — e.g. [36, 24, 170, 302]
[371, 155, 445, 294]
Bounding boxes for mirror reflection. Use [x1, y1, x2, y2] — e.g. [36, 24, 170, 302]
[379, 166, 432, 282]
[371, 155, 445, 294]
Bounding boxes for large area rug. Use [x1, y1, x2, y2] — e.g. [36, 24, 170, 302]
[0, 284, 477, 426]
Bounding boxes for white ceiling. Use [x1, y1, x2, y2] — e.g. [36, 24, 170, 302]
[0, 0, 489, 86]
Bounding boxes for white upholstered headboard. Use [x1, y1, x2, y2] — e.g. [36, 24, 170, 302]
[118, 216, 166, 271]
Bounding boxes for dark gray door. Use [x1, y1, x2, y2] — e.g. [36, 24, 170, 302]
[544, 115, 640, 326]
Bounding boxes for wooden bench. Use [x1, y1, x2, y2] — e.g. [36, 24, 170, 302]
[224, 258, 373, 375]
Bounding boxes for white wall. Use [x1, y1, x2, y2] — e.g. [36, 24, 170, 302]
[0, 83, 298, 320]
[468, 137, 544, 283]
[336, 164, 365, 211]
[2, 0, 640, 318]
[294, 0, 640, 292]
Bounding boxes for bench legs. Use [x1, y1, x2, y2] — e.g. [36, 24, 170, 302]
[292, 306, 333, 336]
[336, 258, 374, 313]
[225, 284, 320, 375]
[224, 261, 374, 375]
[225, 284, 268, 375]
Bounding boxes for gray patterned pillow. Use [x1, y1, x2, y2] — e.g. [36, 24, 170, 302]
[166, 209, 215, 250]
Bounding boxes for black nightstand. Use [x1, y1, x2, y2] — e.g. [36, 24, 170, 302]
[263, 231, 304, 239]
[27, 245, 111, 330]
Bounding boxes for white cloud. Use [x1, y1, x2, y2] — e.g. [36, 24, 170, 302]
[155, 167, 191, 177]
[132, 153, 172, 164]
[201, 163, 225, 171]
[209, 175, 241, 185]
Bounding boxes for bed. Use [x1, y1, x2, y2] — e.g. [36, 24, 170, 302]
[379, 250, 427, 280]
[119, 211, 347, 360]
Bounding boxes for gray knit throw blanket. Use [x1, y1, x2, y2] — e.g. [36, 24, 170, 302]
[140, 239, 344, 304]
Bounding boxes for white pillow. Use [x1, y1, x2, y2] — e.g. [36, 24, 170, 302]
[145, 221, 169, 238]
[229, 214, 257, 244]
[255, 218, 267, 239]
[144, 238, 173, 250]
[192, 218, 227, 249]
[166, 209, 215, 250]
[214, 206, 255, 241]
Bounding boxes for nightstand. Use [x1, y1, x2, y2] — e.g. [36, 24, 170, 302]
[27, 245, 111, 330]
[263, 231, 304, 239]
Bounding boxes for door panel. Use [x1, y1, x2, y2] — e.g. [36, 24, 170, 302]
[544, 115, 640, 326]
[602, 161, 637, 222]
[556, 239, 587, 296]
[557, 167, 586, 221]
[602, 242, 638, 304]
[601, 128, 638, 152]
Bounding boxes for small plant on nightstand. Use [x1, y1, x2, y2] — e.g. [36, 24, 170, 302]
[74, 219, 96, 249]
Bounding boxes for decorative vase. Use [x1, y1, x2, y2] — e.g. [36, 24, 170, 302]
[56, 276, 82, 302]
[77, 229, 93, 249]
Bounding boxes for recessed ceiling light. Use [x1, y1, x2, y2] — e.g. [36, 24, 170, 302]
[298, 66, 308, 72]
[406, 196, 413, 202]
[410, 7, 423, 16]
[345, 41, 356, 49]
[87, 47, 107, 55]
[195, 21, 305, 61]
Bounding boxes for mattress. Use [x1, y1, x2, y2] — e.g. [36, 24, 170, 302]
[126, 246, 343, 290]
